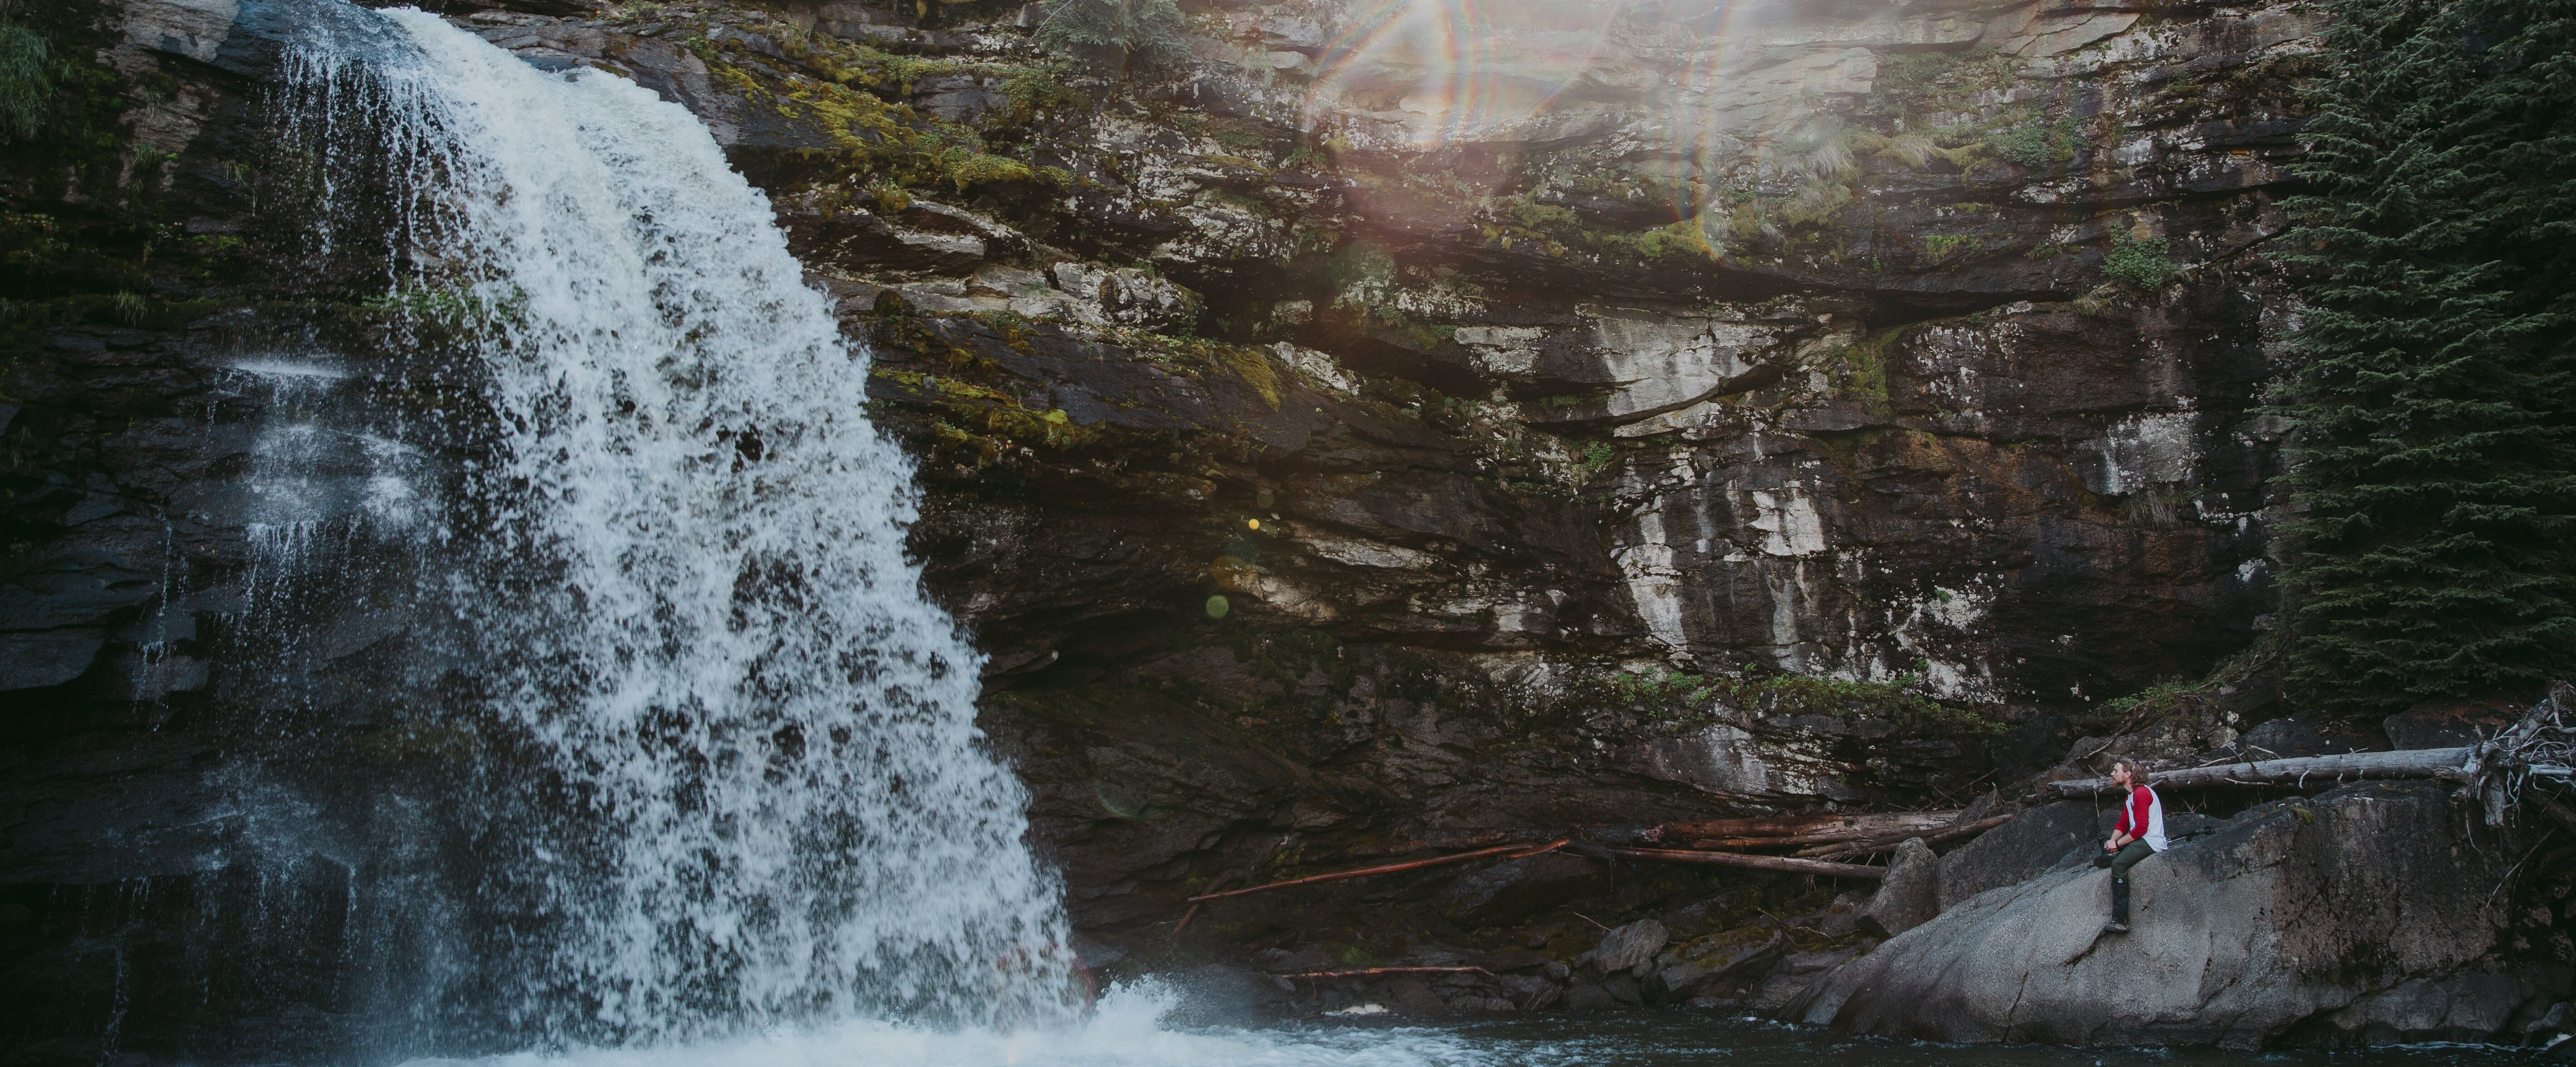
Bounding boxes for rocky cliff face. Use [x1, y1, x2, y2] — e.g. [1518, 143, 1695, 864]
[0, 0, 2441, 1058]
[721, 0, 2311, 938]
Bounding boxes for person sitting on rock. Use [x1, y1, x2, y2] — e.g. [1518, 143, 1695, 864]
[2091, 757, 2167, 934]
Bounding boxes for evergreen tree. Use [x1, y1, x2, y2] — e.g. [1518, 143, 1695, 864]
[1033, 0, 1189, 73]
[2278, 0, 2576, 710]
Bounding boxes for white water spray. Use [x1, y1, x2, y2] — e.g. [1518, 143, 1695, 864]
[292, 7, 1076, 1042]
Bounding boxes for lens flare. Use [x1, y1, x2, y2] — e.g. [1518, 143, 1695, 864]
[1302, 0, 1620, 150]
[1298, 1, 1886, 255]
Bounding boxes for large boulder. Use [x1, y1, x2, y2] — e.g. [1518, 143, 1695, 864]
[1937, 801, 2097, 911]
[1789, 783, 2563, 1047]
[1855, 837, 1939, 937]
[1577, 919, 1669, 977]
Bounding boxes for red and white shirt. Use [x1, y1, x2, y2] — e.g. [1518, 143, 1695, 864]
[2116, 783, 2168, 852]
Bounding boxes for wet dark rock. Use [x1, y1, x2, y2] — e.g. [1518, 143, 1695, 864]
[1492, 972, 1563, 1011]
[2309, 966, 2574, 1046]
[1647, 926, 1789, 1002]
[2159, 812, 2223, 843]
[1436, 852, 1608, 928]
[2383, 702, 2518, 750]
[1653, 887, 1760, 938]
[2527, 1001, 2572, 1043]
[0, 630, 107, 691]
[2231, 715, 2328, 759]
[1158, 963, 1289, 1027]
[913, 74, 1006, 122]
[1577, 919, 1668, 978]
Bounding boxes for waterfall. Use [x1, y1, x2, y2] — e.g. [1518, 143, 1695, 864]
[268, 6, 1077, 1045]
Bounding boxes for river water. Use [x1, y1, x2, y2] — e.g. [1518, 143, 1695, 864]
[232, 6, 2536, 1065]
[392, 982, 2523, 1067]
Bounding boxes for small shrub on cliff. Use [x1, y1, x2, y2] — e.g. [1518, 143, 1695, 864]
[1580, 441, 1615, 474]
[1034, 0, 1189, 73]
[2103, 234, 2173, 291]
[1992, 117, 2080, 167]
[2274, 0, 2576, 710]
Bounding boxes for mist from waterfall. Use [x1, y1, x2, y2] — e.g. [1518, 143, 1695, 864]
[272, 6, 1078, 1045]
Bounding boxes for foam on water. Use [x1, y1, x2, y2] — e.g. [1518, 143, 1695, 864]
[397, 984, 1495, 1067]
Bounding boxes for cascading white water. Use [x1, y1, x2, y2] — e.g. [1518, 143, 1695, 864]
[290, 7, 1078, 1043]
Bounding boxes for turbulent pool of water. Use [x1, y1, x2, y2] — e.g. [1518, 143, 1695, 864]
[396, 983, 2526, 1067]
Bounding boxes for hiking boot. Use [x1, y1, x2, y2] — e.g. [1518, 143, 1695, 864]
[2102, 920, 2131, 934]
[2091, 854, 2113, 869]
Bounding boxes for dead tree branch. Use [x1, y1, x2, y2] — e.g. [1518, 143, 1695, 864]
[1279, 966, 1492, 980]
[1598, 845, 1886, 880]
[2044, 747, 2474, 799]
[1185, 842, 1542, 904]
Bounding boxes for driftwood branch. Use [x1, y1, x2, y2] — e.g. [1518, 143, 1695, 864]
[2458, 684, 2576, 826]
[1279, 966, 1491, 980]
[2044, 747, 2474, 798]
[1598, 845, 1885, 880]
[1185, 842, 1542, 903]
[1802, 813, 2016, 861]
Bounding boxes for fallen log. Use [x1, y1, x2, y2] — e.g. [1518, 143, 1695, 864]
[1185, 842, 1541, 904]
[1280, 966, 1492, 980]
[1690, 826, 1926, 849]
[1802, 813, 2016, 861]
[1632, 810, 1956, 845]
[2043, 747, 2473, 799]
[1598, 845, 1885, 880]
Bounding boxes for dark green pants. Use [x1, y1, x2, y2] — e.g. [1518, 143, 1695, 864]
[2109, 839, 2152, 879]
[2107, 840, 2152, 923]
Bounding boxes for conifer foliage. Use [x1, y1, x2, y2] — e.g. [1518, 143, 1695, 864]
[1033, 0, 1189, 72]
[2279, 0, 2576, 710]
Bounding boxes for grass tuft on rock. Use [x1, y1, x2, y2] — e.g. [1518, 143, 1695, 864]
[0, 18, 50, 142]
